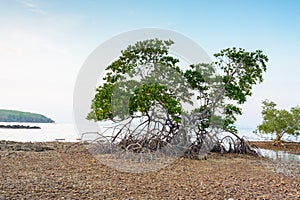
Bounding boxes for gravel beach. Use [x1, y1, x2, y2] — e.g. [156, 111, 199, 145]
[1, 141, 299, 199]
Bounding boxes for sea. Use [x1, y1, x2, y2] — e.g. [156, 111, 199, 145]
[0, 122, 79, 142]
[0, 122, 299, 142]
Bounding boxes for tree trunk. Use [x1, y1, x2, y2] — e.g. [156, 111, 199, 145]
[273, 132, 283, 146]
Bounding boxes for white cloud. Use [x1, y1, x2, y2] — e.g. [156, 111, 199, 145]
[0, 47, 25, 56]
[8, 29, 69, 56]
[19, 0, 46, 15]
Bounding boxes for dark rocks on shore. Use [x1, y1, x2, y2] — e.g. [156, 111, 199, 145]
[0, 140, 54, 152]
[0, 124, 41, 129]
[0, 140, 89, 155]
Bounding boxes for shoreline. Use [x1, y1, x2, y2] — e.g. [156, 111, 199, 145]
[250, 141, 300, 155]
[1, 140, 299, 153]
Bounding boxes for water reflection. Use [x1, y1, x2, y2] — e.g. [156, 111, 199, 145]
[259, 148, 300, 163]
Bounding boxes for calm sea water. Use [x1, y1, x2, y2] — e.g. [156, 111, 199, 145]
[0, 122, 79, 142]
[0, 122, 299, 142]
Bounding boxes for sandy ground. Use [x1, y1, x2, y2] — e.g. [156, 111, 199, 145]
[0, 141, 299, 199]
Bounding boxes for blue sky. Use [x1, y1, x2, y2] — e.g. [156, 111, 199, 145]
[0, 0, 299, 128]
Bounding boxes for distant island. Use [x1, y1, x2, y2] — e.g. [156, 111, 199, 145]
[0, 109, 55, 123]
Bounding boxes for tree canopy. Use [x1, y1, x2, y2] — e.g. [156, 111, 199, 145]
[255, 100, 300, 143]
[87, 38, 268, 158]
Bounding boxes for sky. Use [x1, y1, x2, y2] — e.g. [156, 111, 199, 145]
[0, 0, 299, 129]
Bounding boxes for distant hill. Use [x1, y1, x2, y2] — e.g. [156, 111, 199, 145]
[0, 109, 55, 123]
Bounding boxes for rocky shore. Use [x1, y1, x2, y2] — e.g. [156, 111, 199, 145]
[0, 124, 41, 129]
[0, 140, 61, 152]
[1, 141, 299, 199]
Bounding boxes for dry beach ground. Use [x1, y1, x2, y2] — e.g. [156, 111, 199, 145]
[0, 141, 299, 199]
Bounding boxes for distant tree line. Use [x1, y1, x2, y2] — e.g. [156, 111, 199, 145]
[0, 109, 54, 123]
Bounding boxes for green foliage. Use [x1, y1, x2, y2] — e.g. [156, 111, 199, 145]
[0, 109, 54, 123]
[255, 100, 300, 142]
[87, 83, 114, 120]
[87, 39, 186, 123]
[103, 39, 179, 84]
[185, 48, 268, 132]
[87, 39, 268, 134]
[214, 48, 267, 104]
